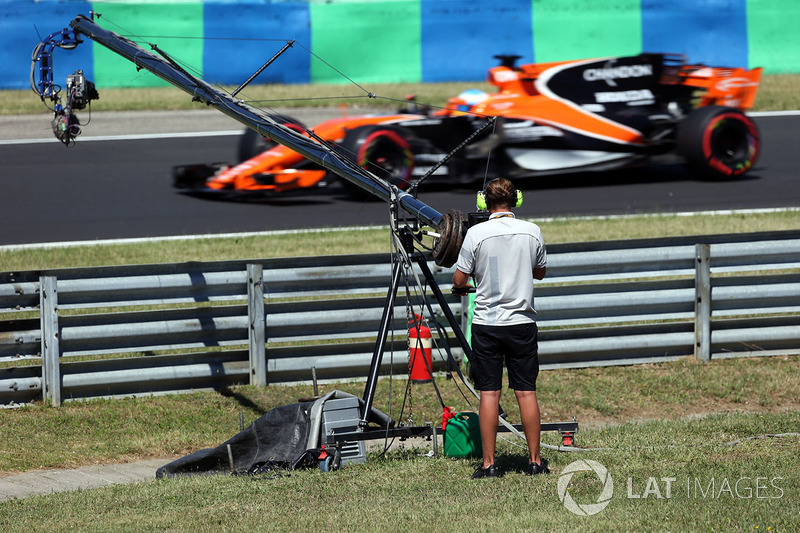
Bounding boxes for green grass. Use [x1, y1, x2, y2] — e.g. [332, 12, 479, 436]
[751, 74, 800, 111]
[1, 415, 797, 532]
[3, 354, 797, 474]
[0, 356, 799, 531]
[5, 82, 492, 115]
[5, 73, 800, 115]
[2, 210, 799, 272]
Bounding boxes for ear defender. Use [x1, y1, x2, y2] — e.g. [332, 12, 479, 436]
[476, 189, 523, 210]
[476, 191, 488, 211]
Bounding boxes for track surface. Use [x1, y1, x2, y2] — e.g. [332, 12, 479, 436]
[1, 114, 797, 246]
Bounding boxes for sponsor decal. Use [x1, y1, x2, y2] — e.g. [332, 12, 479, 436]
[487, 102, 515, 111]
[492, 69, 519, 83]
[594, 89, 655, 104]
[503, 121, 563, 141]
[583, 60, 653, 87]
[715, 77, 759, 92]
[402, 119, 443, 127]
[692, 67, 714, 78]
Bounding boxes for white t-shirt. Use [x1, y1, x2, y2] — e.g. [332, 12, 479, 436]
[455, 212, 546, 326]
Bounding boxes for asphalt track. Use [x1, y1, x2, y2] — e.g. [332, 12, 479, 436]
[1, 112, 798, 246]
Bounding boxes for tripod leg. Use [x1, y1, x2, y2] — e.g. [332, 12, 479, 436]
[361, 260, 403, 426]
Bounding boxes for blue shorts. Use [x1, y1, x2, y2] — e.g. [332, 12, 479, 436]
[470, 322, 539, 391]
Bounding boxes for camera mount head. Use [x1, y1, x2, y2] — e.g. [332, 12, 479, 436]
[31, 26, 99, 145]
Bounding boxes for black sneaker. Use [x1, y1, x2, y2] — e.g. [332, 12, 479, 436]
[526, 459, 550, 476]
[472, 464, 501, 479]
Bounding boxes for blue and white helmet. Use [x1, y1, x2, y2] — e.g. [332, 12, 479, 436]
[456, 89, 489, 111]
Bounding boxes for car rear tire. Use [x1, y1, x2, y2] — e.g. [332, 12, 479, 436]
[339, 126, 415, 200]
[676, 106, 760, 180]
[236, 114, 307, 163]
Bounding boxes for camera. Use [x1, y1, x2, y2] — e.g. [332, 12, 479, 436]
[65, 70, 99, 110]
[468, 211, 490, 227]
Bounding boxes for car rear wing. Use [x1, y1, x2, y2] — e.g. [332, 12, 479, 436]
[665, 62, 762, 110]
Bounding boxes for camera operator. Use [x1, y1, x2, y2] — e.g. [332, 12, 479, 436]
[452, 177, 548, 479]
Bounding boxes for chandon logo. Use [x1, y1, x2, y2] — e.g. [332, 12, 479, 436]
[583, 60, 653, 87]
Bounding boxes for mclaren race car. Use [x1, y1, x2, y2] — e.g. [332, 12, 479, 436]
[173, 53, 762, 199]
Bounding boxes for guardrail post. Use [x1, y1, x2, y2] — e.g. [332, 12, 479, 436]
[247, 264, 267, 386]
[40, 275, 62, 406]
[694, 244, 711, 362]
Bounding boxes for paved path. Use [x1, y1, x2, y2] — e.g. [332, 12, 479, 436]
[0, 459, 168, 501]
[0, 438, 432, 501]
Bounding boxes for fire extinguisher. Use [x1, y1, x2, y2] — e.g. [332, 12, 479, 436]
[409, 314, 432, 383]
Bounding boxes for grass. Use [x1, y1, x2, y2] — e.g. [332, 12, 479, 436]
[750, 73, 800, 111]
[3, 355, 798, 474]
[4, 81, 492, 116]
[0, 418, 797, 532]
[0, 355, 799, 531]
[5, 72, 800, 115]
[2, 210, 799, 272]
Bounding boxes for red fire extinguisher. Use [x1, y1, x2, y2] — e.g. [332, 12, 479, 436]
[409, 314, 432, 383]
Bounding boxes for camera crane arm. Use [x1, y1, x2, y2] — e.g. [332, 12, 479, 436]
[30, 13, 466, 262]
[66, 14, 454, 235]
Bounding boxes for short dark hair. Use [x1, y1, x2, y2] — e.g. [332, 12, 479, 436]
[485, 178, 517, 208]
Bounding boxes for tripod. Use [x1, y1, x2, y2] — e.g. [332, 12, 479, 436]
[360, 223, 471, 427]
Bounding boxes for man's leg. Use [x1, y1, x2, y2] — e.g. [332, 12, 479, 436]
[479, 389, 502, 468]
[515, 389, 541, 465]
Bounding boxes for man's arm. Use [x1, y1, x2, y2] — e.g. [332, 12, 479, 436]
[534, 267, 546, 280]
[453, 268, 472, 288]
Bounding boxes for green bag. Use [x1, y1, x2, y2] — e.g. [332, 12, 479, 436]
[443, 412, 482, 458]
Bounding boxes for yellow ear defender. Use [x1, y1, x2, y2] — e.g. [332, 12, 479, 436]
[476, 188, 523, 211]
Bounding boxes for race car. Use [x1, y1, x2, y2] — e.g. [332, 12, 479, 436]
[173, 53, 762, 199]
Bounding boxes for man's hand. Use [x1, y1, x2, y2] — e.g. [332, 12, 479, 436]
[451, 285, 475, 295]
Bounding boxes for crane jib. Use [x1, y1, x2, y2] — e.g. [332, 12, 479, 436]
[68, 14, 443, 228]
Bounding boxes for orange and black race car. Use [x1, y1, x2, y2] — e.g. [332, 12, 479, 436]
[173, 53, 762, 199]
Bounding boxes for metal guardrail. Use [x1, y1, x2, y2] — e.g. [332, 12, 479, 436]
[1, 230, 799, 406]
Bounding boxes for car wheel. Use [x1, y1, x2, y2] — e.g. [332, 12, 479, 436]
[676, 105, 760, 180]
[236, 115, 307, 163]
[339, 126, 415, 200]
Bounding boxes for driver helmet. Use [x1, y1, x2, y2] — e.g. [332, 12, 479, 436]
[455, 89, 489, 111]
